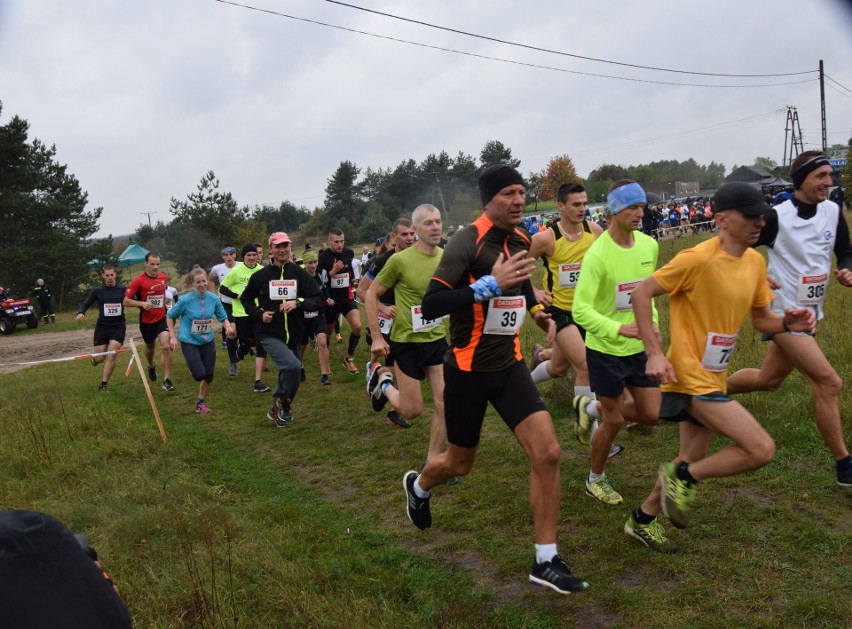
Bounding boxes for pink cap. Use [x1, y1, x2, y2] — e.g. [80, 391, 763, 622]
[268, 232, 292, 246]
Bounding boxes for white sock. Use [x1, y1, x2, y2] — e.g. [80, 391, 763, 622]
[585, 399, 601, 419]
[574, 385, 594, 400]
[531, 361, 551, 384]
[413, 477, 430, 498]
[535, 543, 558, 564]
[588, 471, 605, 484]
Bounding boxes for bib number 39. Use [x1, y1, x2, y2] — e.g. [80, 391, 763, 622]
[483, 296, 526, 335]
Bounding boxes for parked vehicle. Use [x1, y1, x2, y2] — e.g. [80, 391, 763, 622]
[0, 296, 39, 334]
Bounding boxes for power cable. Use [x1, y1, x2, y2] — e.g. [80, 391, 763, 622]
[826, 83, 852, 102]
[825, 74, 852, 96]
[319, 0, 815, 78]
[212, 0, 817, 88]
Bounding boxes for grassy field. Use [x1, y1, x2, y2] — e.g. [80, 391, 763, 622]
[1, 228, 850, 628]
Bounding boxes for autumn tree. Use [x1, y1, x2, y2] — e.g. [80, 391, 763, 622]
[539, 154, 582, 202]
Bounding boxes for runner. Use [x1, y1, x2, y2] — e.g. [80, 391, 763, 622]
[358, 218, 416, 427]
[572, 180, 661, 506]
[75, 265, 127, 392]
[218, 243, 270, 393]
[366, 205, 447, 450]
[402, 164, 588, 595]
[318, 227, 362, 375]
[727, 152, 852, 487]
[299, 250, 332, 385]
[625, 182, 815, 553]
[123, 252, 174, 391]
[166, 268, 236, 414]
[208, 244, 240, 372]
[240, 232, 323, 427]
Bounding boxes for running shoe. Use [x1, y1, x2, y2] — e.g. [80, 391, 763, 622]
[266, 402, 278, 425]
[573, 395, 594, 446]
[195, 401, 212, 414]
[366, 362, 382, 396]
[585, 476, 623, 505]
[162, 378, 175, 392]
[529, 555, 589, 594]
[403, 471, 431, 530]
[371, 372, 393, 412]
[320, 374, 332, 386]
[838, 470, 852, 488]
[335, 333, 343, 344]
[386, 411, 411, 429]
[659, 463, 696, 529]
[343, 357, 359, 375]
[148, 365, 157, 382]
[98, 382, 108, 392]
[229, 363, 238, 378]
[220, 341, 227, 350]
[276, 397, 293, 427]
[253, 380, 270, 393]
[529, 343, 545, 371]
[624, 515, 678, 554]
[608, 443, 625, 459]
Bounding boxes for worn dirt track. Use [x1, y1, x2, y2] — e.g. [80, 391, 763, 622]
[0, 325, 141, 375]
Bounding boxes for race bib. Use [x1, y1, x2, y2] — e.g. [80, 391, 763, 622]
[269, 279, 297, 301]
[797, 273, 828, 306]
[378, 311, 394, 335]
[411, 305, 443, 333]
[614, 281, 641, 312]
[483, 296, 526, 335]
[331, 273, 350, 289]
[191, 319, 213, 335]
[701, 332, 738, 372]
[146, 294, 164, 309]
[104, 303, 122, 317]
[558, 263, 581, 289]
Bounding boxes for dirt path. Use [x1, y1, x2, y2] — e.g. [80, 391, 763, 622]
[0, 325, 141, 374]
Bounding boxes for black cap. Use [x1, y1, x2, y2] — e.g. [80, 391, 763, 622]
[713, 182, 770, 217]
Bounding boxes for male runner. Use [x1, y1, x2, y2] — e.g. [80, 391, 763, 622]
[366, 205, 447, 450]
[76, 265, 127, 392]
[626, 182, 815, 553]
[124, 252, 174, 391]
[318, 228, 362, 374]
[572, 180, 661, 505]
[209, 244, 240, 373]
[300, 250, 332, 385]
[241, 233, 323, 427]
[358, 218, 416, 427]
[219, 243, 270, 393]
[727, 152, 852, 487]
[403, 164, 588, 595]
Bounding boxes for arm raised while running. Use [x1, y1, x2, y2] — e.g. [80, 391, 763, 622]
[751, 304, 815, 336]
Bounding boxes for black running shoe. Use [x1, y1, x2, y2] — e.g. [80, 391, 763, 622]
[148, 365, 157, 382]
[838, 468, 852, 488]
[276, 397, 293, 427]
[529, 555, 589, 594]
[320, 374, 332, 386]
[386, 411, 411, 429]
[253, 380, 270, 393]
[162, 378, 175, 392]
[98, 382, 108, 392]
[371, 372, 393, 412]
[403, 471, 431, 530]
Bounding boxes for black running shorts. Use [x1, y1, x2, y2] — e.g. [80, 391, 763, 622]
[390, 338, 447, 381]
[140, 318, 168, 344]
[93, 324, 126, 347]
[586, 347, 658, 398]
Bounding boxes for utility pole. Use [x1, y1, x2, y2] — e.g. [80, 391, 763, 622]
[819, 59, 828, 154]
[429, 172, 448, 215]
[140, 211, 158, 228]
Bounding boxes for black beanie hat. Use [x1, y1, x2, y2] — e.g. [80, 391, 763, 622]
[478, 164, 525, 206]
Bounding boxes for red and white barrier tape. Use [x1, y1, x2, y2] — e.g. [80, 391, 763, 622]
[0, 349, 128, 367]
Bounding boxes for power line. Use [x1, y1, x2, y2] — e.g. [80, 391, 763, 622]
[825, 74, 852, 96]
[212, 0, 817, 88]
[318, 0, 815, 79]
[826, 83, 852, 102]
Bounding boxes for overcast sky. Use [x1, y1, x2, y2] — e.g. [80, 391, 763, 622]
[2, 0, 851, 237]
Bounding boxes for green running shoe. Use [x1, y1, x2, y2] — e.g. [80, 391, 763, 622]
[659, 463, 696, 529]
[573, 395, 594, 446]
[584, 476, 623, 505]
[624, 515, 678, 554]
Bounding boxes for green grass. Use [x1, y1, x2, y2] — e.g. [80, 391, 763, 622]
[1, 226, 850, 627]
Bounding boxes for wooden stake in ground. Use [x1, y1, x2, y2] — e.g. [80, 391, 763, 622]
[129, 337, 167, 444]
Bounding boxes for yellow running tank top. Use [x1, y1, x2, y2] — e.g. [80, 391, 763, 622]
[541, 220, 594, 312]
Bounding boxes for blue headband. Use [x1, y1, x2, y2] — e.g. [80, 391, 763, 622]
[607, 183, 646, 214]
